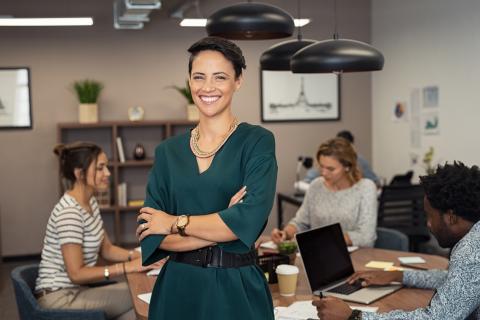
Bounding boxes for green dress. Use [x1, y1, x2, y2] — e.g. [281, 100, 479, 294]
[141, 122, 278, 320]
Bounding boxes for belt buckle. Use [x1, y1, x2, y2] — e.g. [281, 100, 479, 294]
[202, 246, 213, 268]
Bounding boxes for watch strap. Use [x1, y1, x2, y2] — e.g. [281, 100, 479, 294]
[348, 310, 362, 320]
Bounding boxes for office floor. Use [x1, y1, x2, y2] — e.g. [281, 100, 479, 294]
[0, 259, 38, 320]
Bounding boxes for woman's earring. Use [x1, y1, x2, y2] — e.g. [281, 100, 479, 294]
[345, 167, 350, 172]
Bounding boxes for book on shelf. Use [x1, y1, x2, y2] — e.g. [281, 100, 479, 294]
[94, 188, 111, 208]
[116, 137, 126, 163]
[128, 199, 144, 207]
[117, 182, 128, 206]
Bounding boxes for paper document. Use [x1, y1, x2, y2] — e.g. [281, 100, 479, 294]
[260, 240, 278, 250]
[365, 261, 394, 269]
[137, 292, 151, 304]
[347, 246, 359, 253]
[147, 266, 162, 276]
[398, 256, 426, 264]
[275, 300, 377, 320]
[275, 300, 319, 320]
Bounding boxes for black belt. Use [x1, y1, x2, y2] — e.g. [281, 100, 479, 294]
[169, 246, 257, 268]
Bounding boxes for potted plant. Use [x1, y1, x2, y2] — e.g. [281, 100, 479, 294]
[423, 146, 435, 175]
[73, 79, 104, 123]
[170, 80, 199, 121]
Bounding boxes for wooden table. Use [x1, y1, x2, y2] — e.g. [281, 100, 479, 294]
[126, 248, 448, 319]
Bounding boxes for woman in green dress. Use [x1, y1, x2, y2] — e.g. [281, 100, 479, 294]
[136, 37, 278, 320]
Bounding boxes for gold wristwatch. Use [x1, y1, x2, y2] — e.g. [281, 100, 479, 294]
[176, 215, 190, 236]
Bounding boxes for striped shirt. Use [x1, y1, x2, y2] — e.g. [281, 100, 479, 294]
[35, 193, 104, 292]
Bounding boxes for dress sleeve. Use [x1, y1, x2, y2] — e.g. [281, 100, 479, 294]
[218, 131, 278, 248]
[141, 146, 170, 266]
[347, 180, 378, 247]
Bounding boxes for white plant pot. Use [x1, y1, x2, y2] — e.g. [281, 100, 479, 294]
[79, 103, 98, 123]
[187, 104, 199, 121]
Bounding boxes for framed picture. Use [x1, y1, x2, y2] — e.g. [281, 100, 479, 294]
[261, 70, 340, 122]
[0, 67, 32, 129]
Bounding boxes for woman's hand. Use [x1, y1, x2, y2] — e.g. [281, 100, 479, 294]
[271, 228, 287, 244]
[124, 257, 166, 273]
[136, 207, 177, 241]
[228, 186, 247, 208]
[347, 270, 403, 287]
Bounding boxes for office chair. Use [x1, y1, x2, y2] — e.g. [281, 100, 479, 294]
[375, 227, 409, 251]
[11, 264, 106, 320]
[377, 184, 430, 252]
[389, 170, 414, 186]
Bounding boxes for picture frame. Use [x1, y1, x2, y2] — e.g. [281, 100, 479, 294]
[261, 70, 340, 122]
[0, 67, 33, 129]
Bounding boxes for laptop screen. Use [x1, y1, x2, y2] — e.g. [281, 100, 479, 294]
[296, 223, 355, 291]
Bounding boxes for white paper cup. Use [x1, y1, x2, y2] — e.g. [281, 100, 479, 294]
[276, 264, 299, 297]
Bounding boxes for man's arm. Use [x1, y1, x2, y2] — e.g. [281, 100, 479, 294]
[362, 262, 480, 320]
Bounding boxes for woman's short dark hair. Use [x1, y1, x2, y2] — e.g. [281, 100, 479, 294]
[420, 161, 480, 223]
[54, 142, 102, 190]
[187, 36, 246, 79]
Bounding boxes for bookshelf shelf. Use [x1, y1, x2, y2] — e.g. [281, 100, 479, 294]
[57, 119, 196, 244]
[117, 159, 154, 167]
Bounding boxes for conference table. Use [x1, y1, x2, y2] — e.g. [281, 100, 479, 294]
[126, 247, 448, 320]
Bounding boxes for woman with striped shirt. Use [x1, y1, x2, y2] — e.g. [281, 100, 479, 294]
[35, 142, 159, 319]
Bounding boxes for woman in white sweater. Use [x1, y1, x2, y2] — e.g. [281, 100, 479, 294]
[271, 138, 378, 247]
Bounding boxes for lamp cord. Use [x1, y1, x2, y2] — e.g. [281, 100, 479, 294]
[297, 0, 303, 40]
[194, 0, 201, 18]
[333, 0, 339, 39]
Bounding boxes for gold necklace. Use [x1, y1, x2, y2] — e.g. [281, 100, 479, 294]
[190, 118, 239, 158]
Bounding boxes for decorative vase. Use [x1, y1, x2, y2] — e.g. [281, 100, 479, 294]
[79, 103, 98, 123]
[186, 103, 199, 121]
[133, 143, 146, 160]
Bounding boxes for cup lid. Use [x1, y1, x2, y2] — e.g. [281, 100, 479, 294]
[275, 264, 299, 275]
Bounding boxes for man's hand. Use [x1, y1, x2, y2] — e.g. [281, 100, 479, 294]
[347, 270, 403, 287]
[312, 296, 352, 320]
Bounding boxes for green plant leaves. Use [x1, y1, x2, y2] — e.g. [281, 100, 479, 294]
[73, 80, 104, 104]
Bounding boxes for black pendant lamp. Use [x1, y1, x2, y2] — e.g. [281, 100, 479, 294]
[206, 2, 295, 40]
[260, 0, 315, 70]
[291, 0, 384, 73]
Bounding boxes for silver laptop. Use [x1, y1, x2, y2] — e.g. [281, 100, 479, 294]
[296, 223, 402, 304]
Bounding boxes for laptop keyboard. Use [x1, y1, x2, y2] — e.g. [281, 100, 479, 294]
[327, 281, 363, 295]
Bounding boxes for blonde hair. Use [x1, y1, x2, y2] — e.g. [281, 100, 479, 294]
[316, 137, 362, 183]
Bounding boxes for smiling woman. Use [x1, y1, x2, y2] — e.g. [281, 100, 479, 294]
[35, 142, 160, 319]
[137, 37, 278, 320]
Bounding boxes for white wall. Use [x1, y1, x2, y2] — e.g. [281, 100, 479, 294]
[372, 0, 480, 181]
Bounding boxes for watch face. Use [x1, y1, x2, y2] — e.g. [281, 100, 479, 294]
[128, 106, 144, 121]
[177, 215, 188, 227]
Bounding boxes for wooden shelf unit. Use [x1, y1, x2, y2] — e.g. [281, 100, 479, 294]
[57, 120, 196, 244]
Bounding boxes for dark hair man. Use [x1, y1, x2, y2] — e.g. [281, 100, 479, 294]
[314, 162, 480, 320]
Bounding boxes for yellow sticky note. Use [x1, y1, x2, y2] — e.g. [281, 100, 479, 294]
[384, 266, 405, 271]
[365, 261, 394, 269]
